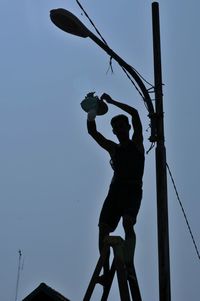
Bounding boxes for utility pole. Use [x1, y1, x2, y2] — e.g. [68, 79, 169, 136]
[152, 2, 171, 301]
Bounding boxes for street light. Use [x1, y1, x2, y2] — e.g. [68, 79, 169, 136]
[50, 3, 171, 301]
[50, 9, 90, 38]
[50, 8, 156, 143]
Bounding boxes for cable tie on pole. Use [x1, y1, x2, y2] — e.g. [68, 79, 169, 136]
[147, 87, 156, 94]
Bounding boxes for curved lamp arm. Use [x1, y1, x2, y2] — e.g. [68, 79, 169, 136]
[50, 8, 157, 142]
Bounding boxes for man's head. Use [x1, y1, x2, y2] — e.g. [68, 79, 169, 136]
[111, 114, 131, 141]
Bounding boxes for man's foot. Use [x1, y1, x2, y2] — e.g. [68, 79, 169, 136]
[97, 273, 111, 287]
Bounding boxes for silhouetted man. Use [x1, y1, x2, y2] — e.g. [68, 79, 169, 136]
[87, 93, 145, 283]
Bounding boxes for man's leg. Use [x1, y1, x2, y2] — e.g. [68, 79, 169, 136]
[122, 215, 136, 270]
[99, 224, 111, 277]
[122, 215, 142, 300]
[98, 185, 119, 283]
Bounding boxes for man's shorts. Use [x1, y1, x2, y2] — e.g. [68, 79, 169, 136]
[99, 181, 142, 232]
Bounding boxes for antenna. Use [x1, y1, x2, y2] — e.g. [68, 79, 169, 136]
[15, 249, 22, 301]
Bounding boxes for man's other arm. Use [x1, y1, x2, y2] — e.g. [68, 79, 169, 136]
[101, 93, 143, 146]
[87, 110, 116, 153]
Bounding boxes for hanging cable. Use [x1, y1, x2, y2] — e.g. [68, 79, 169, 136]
[75, 0, 108, 45]
[75, 0, 154, 102]
[130, 65, 154, 88]
[166, 162, 200, 261]
[75, 0, 156, 152]
[73, 4, 199, 254]
[106, 56, 114, 74]
[121, 66, 148, 106]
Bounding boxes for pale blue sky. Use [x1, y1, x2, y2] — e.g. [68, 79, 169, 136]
[0, 1, 200, 300]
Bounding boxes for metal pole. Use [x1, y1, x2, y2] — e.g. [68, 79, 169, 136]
[152, 2, 171, 301]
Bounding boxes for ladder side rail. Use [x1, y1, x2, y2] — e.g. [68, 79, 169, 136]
[113, 244, 131, 301]
[127, 266, 142, 301]
[83, 246, 109, 301]
[101, 259, 116, 301]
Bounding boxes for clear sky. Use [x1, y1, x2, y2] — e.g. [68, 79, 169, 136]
[0, 1, 200, 300]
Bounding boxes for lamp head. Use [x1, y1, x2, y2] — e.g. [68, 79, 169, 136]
[50, 8, 90, 38]
[81, 92, 108, 116]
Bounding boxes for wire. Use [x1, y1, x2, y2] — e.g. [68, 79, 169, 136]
[75, 0, 108, 45]
[75, 0, 154, 104]
[75, 0, 156, 152]
[130, 66, 154, 88]
[121, 67, 146, 101]
[75, 2, 199, 260]
[166, 162, 200, 261]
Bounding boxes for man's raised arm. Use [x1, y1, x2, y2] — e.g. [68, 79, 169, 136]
[101, 93, 143, 145]
[87, 109, 116, 153]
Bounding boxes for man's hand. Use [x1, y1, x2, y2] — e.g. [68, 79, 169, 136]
[100, 93, 114, 104]
[87, 108, 97, 121]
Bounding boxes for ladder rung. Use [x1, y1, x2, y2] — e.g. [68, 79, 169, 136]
[83, 236, 142, 301]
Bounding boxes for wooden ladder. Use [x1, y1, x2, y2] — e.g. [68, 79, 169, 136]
[83, 236, 142, 301]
